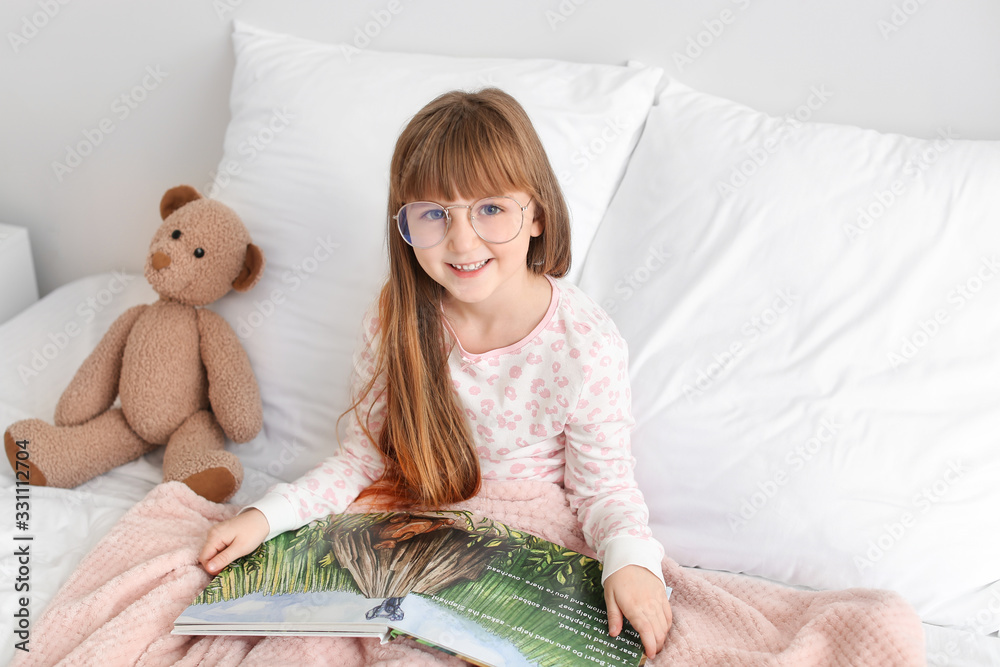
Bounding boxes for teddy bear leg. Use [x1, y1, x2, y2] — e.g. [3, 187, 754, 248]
[4, 409, 157, 488]
[163, 409, 243, 503]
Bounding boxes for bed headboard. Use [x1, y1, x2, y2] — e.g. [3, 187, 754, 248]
[4, 0, 999, 296]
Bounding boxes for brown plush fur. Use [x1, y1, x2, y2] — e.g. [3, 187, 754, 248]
[3, 186, 265, 503]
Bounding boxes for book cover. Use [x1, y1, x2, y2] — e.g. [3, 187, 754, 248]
[174, 510, 658, 666]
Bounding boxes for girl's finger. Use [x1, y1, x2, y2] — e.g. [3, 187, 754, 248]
[206, 549, 235, 575]
[640, 620, 659, 658]
[199, 524, 238, 569]
[198, 535, 228, 567]
[604, 591, 624, 637]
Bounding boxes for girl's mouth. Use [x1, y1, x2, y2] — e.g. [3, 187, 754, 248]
[448, 259, 491, 275]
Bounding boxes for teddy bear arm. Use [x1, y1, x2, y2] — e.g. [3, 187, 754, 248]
[54, 304, 147, 427]
[197, 308, 263, 443]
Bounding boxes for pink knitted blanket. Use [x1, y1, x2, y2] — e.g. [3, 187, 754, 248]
[14, 481, 926, 667]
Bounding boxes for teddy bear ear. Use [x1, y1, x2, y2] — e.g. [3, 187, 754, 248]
[160, 185, 203, 220]
[232, 242, 266, 292]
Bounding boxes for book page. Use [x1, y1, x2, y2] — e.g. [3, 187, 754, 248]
[386, 512, 647, 667]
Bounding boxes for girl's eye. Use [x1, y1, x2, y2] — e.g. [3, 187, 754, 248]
[423, 208, 446, 221]
[479, 204, 503, 216]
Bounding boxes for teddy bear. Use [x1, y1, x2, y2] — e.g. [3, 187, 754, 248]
[4, 185, 264, 503]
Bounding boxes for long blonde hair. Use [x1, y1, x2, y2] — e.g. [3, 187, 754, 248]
[351, 88, 571, 509]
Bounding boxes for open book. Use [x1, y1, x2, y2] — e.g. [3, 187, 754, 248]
[173, 510, 667, 667]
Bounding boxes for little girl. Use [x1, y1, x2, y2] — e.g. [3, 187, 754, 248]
[199, 88, 672, 657]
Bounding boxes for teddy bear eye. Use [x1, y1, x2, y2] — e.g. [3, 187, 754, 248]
[171, 229, 181, 239]
[194, 248, 205, 258]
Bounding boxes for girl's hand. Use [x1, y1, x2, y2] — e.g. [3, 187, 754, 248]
[198, 508, 271, 575]
[604, 564, 672, 658]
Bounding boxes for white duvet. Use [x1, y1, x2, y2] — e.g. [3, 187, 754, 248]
[1, 273, 998, 667]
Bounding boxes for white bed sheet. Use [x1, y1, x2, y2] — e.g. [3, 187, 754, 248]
[923, 624, 1000, 667]
[1, 272, 997, 666]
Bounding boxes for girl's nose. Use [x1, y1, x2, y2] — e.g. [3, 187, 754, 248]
[446, 207, 481, 251]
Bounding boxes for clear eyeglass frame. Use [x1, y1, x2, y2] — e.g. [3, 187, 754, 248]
[393, 195, 533, 249]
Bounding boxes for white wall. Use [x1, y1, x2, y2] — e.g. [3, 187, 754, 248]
[2, 0, 999, 296]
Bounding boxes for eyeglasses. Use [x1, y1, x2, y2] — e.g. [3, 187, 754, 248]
[394, 196, 532, 248]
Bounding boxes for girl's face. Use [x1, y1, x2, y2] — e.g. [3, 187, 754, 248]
[409, 189, 543, 309]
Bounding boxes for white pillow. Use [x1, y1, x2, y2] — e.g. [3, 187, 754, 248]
[578, 78, 1000, 631]
[209, 22, 662, 493]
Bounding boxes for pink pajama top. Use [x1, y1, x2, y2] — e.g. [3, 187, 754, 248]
[247, 275, 665, 585]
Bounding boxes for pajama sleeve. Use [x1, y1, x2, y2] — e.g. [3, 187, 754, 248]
[242, 306, 386, 541]
[562, 328, 666, 587]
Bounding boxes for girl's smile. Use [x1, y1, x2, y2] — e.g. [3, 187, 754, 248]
[412, 190, 544, 311]
[448, 258, 492, 274]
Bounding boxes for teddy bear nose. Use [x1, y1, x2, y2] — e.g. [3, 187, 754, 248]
[152, 252, 171, 270]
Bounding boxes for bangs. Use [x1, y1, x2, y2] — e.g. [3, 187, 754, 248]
[397, 106, 533, 203]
